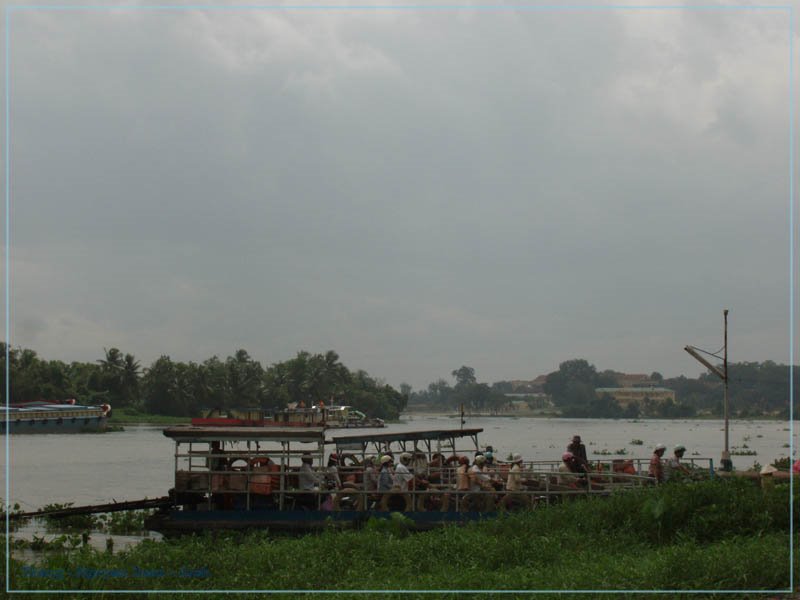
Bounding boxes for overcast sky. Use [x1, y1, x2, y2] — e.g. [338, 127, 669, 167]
[4, 2, 797, 389]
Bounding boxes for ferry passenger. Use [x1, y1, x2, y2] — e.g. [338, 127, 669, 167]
[395, 453, 415, 491]
[567, 435, 590, 472]
[612, 459, 637, 481]
[363, 456, 379, 493]
[411, 452, 428, 474]
[378, 455, 394, 492]
[298, 454, 321, 491]
[249, 456, 280, 508]
[505, 454, 524, 492]
[326, 453, 342, 490]
[648, 444, 667, 483]
[483, 450, 504, 489]
[469, 455, 492, 492]
[208, 441, 228, 472]
[665, 445, 690, 481]
[428, 453, 444, 484]
[455, 456, 471, 492]
[561, 451, 589, 486]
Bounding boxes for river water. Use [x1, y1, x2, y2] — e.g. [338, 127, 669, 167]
[0, 415, 794, 510]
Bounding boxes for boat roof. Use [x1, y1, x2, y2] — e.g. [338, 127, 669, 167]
[331, 428, 483, 446]
[9, 404, 103, 412]
[163, 426, 326, 443]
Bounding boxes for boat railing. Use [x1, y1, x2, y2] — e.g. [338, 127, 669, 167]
[517, 458, 714, 477]
[172, 458, 665, 512]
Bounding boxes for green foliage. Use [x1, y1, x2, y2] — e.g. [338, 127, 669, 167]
[409, 366, 510, 413]
[363, 512, 415, 538]
[772, 456, 792, 469]
[0, 343, 407, 421]
[6, 479, 795, 595]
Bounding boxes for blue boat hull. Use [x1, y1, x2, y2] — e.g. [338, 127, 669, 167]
[147, 509, 497, 534]
[1, 415, 108, 433]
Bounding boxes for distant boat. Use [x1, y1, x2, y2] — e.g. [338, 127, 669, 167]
[3, 399, 112, 433]
[191, 405, 385, 429]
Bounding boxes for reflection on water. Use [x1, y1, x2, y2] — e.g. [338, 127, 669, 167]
[0, 418, 794, 510]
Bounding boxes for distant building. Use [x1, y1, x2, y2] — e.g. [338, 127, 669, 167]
[594, 387, 675, 407]
[615, 373, 655, 388]
[503, 393, 553, 409]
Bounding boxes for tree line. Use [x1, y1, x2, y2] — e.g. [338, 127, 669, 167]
[407, 358, 797, 419]
[0, 344, 407, 419]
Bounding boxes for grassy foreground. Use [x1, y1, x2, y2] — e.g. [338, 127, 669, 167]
[4, 478, 796, 599]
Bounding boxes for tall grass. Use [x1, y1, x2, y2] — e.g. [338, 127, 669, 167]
[5, 478, 796, 598]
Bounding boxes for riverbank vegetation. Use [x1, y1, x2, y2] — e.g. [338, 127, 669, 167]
[3, 342, 795, 422]
[5, 478, 795, 597]
[0, 344, 407, 420]
[408, 359, 797, 420]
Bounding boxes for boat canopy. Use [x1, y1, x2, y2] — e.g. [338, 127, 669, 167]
[332, 428, 483, 445]
[163, 426, 326, 443]
[331, 428, 483, 455]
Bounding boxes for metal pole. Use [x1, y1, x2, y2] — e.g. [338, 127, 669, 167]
[721, 309, 732, 471]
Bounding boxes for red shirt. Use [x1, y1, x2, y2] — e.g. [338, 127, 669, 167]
[648, 454, 664, 482]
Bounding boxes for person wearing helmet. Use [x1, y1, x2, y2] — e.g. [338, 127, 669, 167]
[325, 453, 342, 490]
[505, 453, 524, 492]
[482, 450, 502, 487]
[378, 455, 394, 492]
[469, 454, 493, 492]
[649, 444, 667, 483]
[665, 445, 690, 481]
[394, 452, 414, 491]
[567, 435, 589, 468]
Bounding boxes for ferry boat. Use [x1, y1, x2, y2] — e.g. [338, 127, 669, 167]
[191, 404, 385, 429]
[2, 400, 111, 433]
[144, 425, 698, 535]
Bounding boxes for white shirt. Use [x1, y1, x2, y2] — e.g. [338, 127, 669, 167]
[394, 462, 414, 490]
[469, 464, 490, 492]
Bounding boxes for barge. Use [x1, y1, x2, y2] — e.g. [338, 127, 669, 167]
[2, 400, 111, 433]
[144, 425, 698, 535]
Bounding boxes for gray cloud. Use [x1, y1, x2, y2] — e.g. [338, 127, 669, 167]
[4, 6, 795, 388]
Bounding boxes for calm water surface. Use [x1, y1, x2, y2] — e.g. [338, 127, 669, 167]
[0, 417, 794, 510]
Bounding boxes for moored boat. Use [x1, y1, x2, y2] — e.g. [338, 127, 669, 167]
[191, 404, 385, 429]
[2, 400, 112, 433]
[144, 425, 699, 535]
